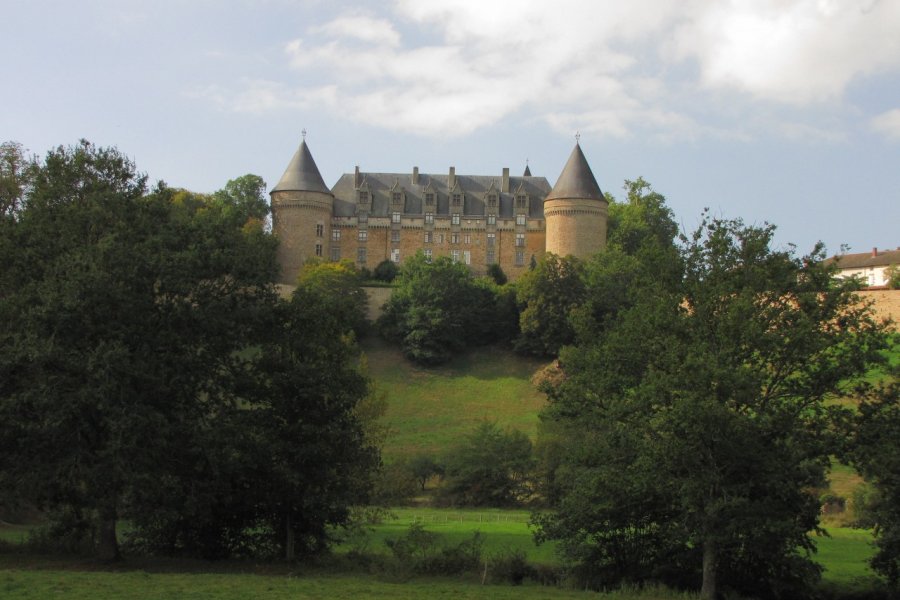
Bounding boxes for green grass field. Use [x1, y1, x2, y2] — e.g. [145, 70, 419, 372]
[363, 338, 548, 460]
[0, 558, 697, 600]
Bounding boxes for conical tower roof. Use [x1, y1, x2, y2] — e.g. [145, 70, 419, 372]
[272, 139, 331, 194]
[545, 143, 603, 201]
[523, 163, 532, 176]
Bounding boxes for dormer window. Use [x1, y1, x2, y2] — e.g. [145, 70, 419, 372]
[392, 192, 402, 204]
[452, 193, 462, 206]
[516, 195, 527, 209]
[358, 191, 369, 204]
[425, 193, 435, 206]
[488, 195, 497, 208]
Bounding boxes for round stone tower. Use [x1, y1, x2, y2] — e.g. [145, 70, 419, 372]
[543, 142, 608, 259]
[270, 138, 334, 284]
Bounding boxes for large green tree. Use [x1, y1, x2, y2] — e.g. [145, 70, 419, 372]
[378, 253, 506, 364]
[514, 253, 585, 356]
[535, 216, 888, 599]
[0, 141, 277, 559]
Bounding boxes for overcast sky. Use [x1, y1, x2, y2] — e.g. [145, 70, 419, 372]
[3, 0, 899, 255]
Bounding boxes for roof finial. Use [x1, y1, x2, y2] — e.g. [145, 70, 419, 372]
[575, 131, 581, 144]
[301, 128, 307, 140]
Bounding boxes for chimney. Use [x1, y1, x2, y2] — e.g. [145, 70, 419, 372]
[354, 166, 361, 189]
[449, 166, 456, 189]
[502, 167, 510, 193]
[872, 247, 878, 258]
[412, 166, 419, 185]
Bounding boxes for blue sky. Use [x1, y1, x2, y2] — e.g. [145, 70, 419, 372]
[3, 0, 899, 255]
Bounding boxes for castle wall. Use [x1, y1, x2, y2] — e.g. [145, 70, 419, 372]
[544, 197, 608, 259]
[327, 214, 546, 278]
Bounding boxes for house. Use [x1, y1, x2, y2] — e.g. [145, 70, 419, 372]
[827, 247, 900, 288]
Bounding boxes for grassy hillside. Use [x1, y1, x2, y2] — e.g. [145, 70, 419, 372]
[362, 338, 548, 460]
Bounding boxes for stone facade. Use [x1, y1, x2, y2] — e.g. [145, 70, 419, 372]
[271, 139, 606, 284]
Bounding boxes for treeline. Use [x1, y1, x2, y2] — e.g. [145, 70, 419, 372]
[0, 141, 380, 561]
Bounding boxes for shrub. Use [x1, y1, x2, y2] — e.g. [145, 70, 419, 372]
[373, 259, 400, 283]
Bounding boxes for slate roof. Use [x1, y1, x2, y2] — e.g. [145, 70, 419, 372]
[826, 248, 900, 270]
[271, 140, 330, 194]
[545, 143, 604, 201]
[331, 171, 552, 219]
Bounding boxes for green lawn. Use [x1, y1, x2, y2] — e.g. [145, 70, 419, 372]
[363, 338, 548, 460]
[343, 508, 558, 564]
[0, 555, 695, 600]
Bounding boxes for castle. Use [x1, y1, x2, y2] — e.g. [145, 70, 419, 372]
[270, 137, 608, 283]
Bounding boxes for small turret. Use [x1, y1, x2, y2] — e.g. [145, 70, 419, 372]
[270, 136, 335, 283]
[543, 141, 608, 259]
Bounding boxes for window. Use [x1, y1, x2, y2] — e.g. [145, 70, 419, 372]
[486, 249, 495, 264]
[316, 223, 324, 237]
[450, 233, 459, 244]
[487, 214, 496, 226]
[424, 231, 433, 243]
[515, 250, 524, 266]
[315, 243, 322, 257]
[452, 213, 460, 225]
[391, 230, 400, 243]
[451, 249, 460, 263]
[463, 250, 471, 265]
[357, 247, 367, 264]
[392, 192, 402, 204]
[464, 234, 471, 245]
[488, 194, 496, 208]
[330, 247, 341, 261]
[392, 212, 401, 224]
[331, 229, 341, 241]
[516, 233, 525, 247]
[391, 248, 400, 263]
[423, 249, 432, 262]
[425, 193, 434, 206]
[452, 193, 461, 206]
[359, 212, 368, 223]
[486, 233, 495, 247]
[516, 195, 527, 208]
[425, 212, 434, 224]
[437, 233, 444, 244]
[358, 191, 369, 204]
[358, 230, 368, 242]
[516, 214, 526, 226]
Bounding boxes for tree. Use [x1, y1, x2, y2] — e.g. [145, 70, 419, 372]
[535, 216, 888, 599]
[486, 263, 508, 286]
[0, 141, 33, 219]
[439, 422, 534, 507]
[886, 264, 900, 290]
[378, 253, 502, 364]
[0, 141, 277, 560]
[846, 365, 900, 587]
[295, 259, 368, 337]
[212, 173, 269, 226]
[252, 285, 381, 559]
[408, 453, 444, 491]
[515, 254, 585, 356]
[373, 259, 400, 282]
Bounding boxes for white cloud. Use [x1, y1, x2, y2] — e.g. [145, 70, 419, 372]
[200, 0, 900, 141]
[670, 0, 900, 104]
[871, 108, 900, 140]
